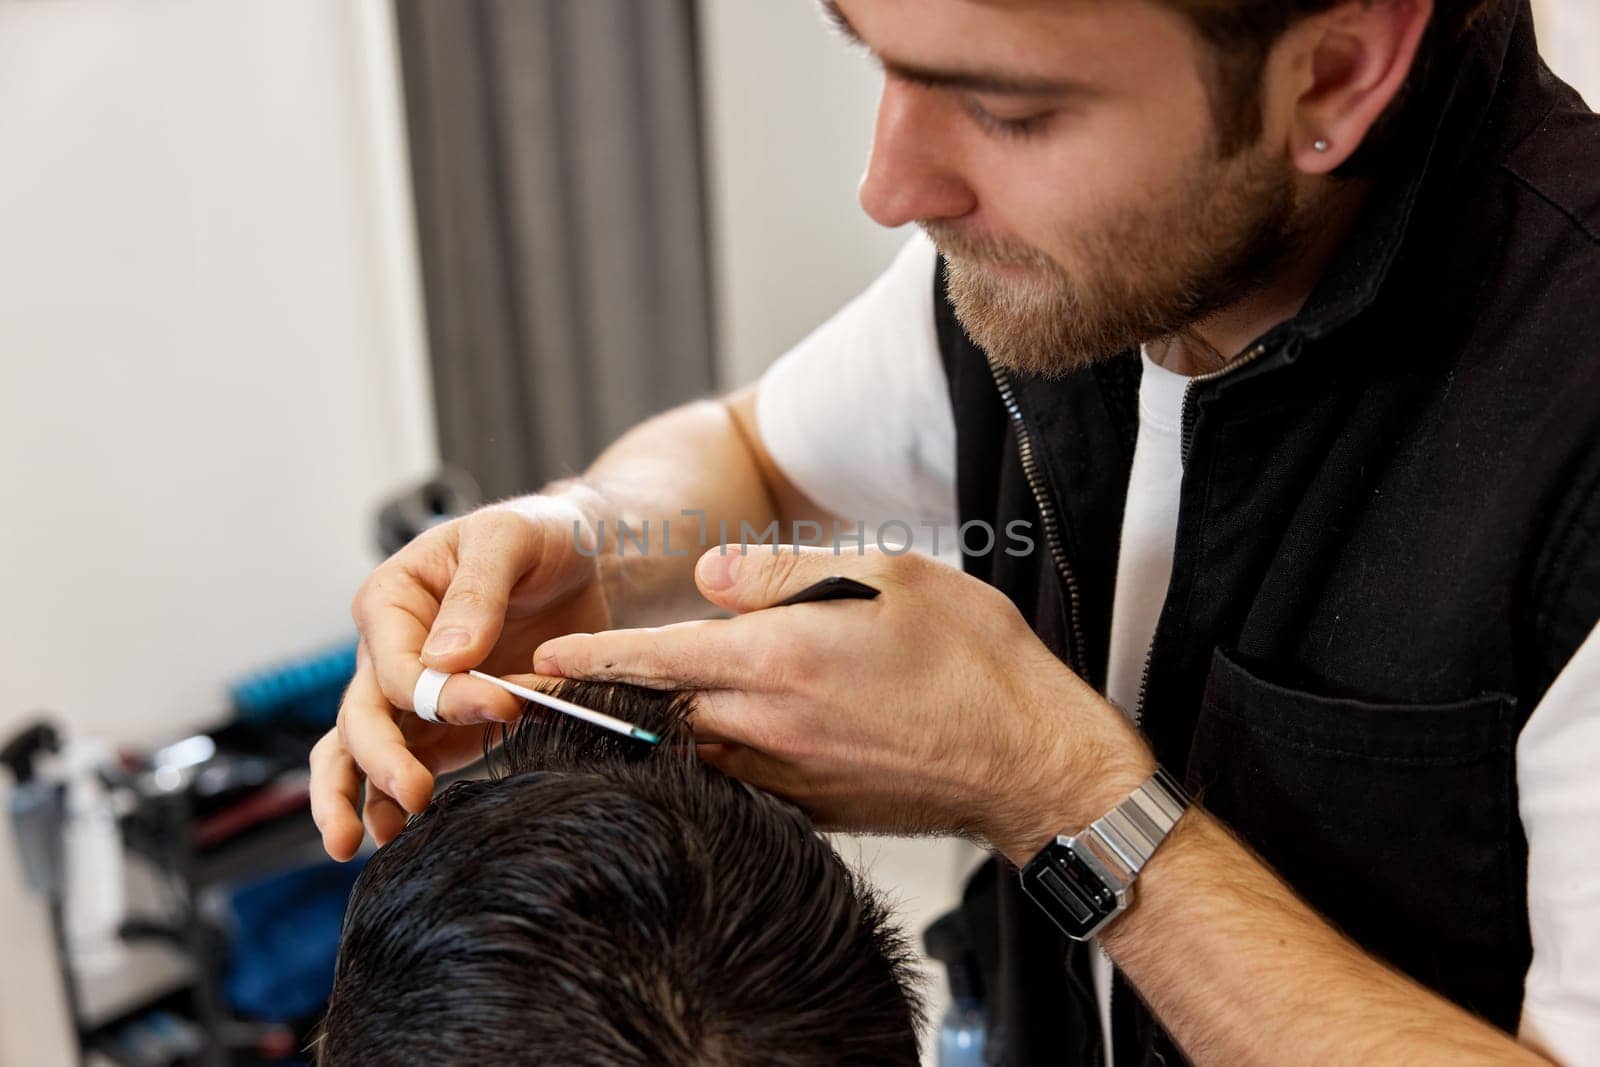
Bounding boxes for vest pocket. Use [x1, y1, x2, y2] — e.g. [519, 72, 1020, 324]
[1185, 646, 1525, 1030]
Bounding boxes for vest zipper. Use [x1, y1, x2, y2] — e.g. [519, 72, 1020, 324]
[1177, 341, 1270, 468]
[990, 356, 1105, 1066]
[991, 344, 1266, 1067]
[986, 358, 1088, 675]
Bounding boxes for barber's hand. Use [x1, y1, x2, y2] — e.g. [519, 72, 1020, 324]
[311, 496, 609, 860]
[531, 547, 1154, 861]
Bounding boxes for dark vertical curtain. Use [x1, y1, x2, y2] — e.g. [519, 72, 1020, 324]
[394, 0, 716, 498]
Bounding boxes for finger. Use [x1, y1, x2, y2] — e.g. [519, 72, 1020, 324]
[693, 544, 897, 614]
[353, 565, 515, 723]
[309, 731, 366, 861]
[352, 557, 445, 681]
[362, 781, 410, 846]
[682, 688, 765, 747]
[435, 672, 527, 725]
[339, 643, 435, 812]
[357, 569, 446, 716]
[419, 509, 546, 672]
[378, 650, 524, 727]
[697, 742, 802, 799]
[532, 617, 756, 689]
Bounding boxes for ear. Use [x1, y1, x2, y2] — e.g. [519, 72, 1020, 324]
[1276, 0, 1434, 174]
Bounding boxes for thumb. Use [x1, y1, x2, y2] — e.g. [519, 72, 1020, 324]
[421, 511, 544, 670]
[694, 545, 886, 614]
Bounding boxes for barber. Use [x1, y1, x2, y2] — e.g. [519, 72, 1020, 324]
[311, 0, 1599, 1062]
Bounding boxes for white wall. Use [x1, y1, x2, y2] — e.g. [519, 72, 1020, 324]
[0, 1, 432, 1062]
[1535, 0, 1600, 106]
[698, 0, 913, 388]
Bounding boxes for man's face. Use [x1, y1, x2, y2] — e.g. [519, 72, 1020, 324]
[838, 0, 1311, 376]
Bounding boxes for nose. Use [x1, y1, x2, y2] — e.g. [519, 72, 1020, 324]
[858, 79, 975, 229]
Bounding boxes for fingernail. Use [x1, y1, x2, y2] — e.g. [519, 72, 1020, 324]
[424, 627, 469, 656]
[698, 551, 741, 591]
[533, 653, 563, 677]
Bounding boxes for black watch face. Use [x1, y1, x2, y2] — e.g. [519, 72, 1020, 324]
[1021, 842, 1120, 940]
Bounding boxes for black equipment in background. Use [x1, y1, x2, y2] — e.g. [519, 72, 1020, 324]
[373, 465, 480, 558]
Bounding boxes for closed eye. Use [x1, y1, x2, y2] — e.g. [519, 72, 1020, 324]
[962, 99, 1058, 140]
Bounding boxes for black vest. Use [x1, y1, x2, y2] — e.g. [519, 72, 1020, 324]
[936, 3, 1600, 1063]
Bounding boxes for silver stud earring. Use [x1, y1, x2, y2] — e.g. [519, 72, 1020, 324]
[1313, 138, 1331, 153]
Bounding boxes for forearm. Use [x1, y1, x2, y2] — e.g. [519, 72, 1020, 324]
[537, 387, 818, 627]
[980, 666, 1551, 1066]
[1093, 809, 1549, 1065]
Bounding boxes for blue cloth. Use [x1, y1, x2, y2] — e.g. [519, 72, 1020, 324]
[225, 859, 366, 1021]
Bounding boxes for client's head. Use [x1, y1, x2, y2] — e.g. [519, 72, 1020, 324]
[318, 680, 922, 1066]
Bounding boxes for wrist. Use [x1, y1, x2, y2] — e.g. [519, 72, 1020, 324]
[519, 476, 618, 566]
[1093, 804, 1209, 954]
[532, 479, 610, 540]
[485, 488, 613, 615]
[1018, 764, 1191, 943]
[535, 479, 708, 627]
[993, 697, 1158, 866]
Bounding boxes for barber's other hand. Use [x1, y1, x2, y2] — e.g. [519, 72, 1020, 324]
[531, 547, 1154, 861]
[311, 496, 609, 860]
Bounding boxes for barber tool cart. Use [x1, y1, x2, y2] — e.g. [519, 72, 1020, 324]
[2, 470, 475, 1065]
[3, 687, 359, 1067]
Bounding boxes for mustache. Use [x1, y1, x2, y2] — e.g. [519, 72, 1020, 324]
[917, 220, 1056, 270]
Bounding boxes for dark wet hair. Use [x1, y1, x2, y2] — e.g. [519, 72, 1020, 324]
[317, 680, 923, 1066]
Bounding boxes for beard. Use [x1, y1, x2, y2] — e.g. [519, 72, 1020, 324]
[924, 145, 1307, 378]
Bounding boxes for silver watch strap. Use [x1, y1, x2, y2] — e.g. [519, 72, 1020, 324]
[1078, 767, 1190, 884]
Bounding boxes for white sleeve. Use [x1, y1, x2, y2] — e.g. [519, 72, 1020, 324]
[755, 232, 958, 559]
[1518, 619, 1600, 1065]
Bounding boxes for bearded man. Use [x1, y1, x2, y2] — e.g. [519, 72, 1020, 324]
[312, 1, 1600, 1063]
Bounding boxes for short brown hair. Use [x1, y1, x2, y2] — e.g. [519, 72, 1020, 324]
[1164, 0, 1498, 163]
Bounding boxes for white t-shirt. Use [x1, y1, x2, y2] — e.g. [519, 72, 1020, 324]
[756, 232, 1600, 1064]
[1087, 348, 1190, 1066]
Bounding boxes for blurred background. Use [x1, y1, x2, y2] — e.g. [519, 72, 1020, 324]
[0, 1, 1593, 1064]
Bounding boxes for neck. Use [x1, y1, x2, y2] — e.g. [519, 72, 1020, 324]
[1153, 177, 1374, 377]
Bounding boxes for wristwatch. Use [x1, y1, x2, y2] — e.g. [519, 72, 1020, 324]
[1019, 766, 1191, 941]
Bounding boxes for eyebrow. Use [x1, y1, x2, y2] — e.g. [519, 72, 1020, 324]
[819, 0, 1095, 97]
